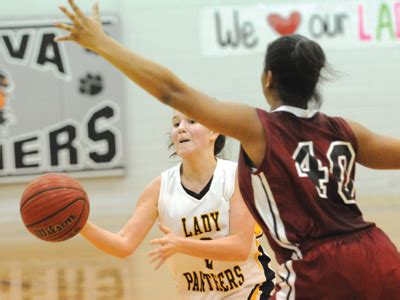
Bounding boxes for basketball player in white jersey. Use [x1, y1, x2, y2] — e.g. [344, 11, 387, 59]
[79, 111, 274, 299]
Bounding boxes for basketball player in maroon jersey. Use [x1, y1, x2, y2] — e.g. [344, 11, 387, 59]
[55, 1, 400, 298]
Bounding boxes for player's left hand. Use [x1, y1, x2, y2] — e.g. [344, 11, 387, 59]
[149, 224, 182, 270]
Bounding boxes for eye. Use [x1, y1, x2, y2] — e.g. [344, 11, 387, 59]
[173, 122, 180, 128]
[189, 120, 196, 124]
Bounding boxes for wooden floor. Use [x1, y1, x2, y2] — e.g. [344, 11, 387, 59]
[0, 196, 398, 300]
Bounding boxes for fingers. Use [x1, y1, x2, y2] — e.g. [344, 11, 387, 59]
[68, 0, 87, 20]
[148, 248, 158, 258]
[148, 252, 166, 270]
[148, 246, 170, 269]
[154, 258, 165, 270]
[54, 22, 74, 32]
[53, 21, 77, 42]
[92, 0, 100, 20]
[159, 224, 171, 234]
[59, 5, 81, 27]
[149, 238, 163, 245]
[54, 34, 74, 42]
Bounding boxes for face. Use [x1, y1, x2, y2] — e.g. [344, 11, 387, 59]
[171, 111, 217, 158]
[261, 72, 271, 105]
[261, 72, 268, 98]
[261, 71, 278, 109]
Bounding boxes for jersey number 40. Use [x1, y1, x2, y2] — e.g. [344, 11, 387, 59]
[292, 141, 356, 204]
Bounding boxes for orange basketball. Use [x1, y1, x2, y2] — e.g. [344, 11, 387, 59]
[20, 173, 90, 242]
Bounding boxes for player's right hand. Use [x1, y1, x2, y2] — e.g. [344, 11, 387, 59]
[54, 0, 106, 52]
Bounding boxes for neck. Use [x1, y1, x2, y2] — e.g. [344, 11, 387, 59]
[267, 93, 283, 110]
[270, 102, 281, 111]
[181, 152, 217, 190]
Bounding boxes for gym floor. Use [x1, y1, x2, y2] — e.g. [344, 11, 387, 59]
[0, 196, 398, 300]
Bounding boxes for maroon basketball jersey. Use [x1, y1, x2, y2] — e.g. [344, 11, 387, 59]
[238, 106, 374, 264]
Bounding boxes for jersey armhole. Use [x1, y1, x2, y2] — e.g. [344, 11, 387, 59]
[222, 161, 237, 203]
[158, 171, 168, 220]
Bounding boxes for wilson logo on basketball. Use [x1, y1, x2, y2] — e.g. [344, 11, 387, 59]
[20, 173, 90, 242]
[33, 214, 77, 238]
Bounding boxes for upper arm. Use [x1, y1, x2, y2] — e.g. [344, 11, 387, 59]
[228, 173, 256, 248]
[166, 80, 266, 167]
[118, 176, 160, 250]
[346, 119, 400, 169]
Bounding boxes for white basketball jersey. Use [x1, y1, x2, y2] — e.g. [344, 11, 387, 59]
[158, 159, 271, 300]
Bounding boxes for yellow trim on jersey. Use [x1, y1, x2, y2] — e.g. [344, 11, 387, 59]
[254, 240, 263, 270]
[254, 224, 263, 238]
[253, 225, 264, 271]
[248, 283, 261, 300]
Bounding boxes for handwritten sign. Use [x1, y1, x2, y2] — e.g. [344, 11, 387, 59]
[200, 1, 400, 56]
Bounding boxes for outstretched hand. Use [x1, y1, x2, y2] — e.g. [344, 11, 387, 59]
[149, 224, 182, 270]
[54, 0, 106, 52]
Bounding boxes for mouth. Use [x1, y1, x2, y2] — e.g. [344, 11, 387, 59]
[179, 139, 190, 144]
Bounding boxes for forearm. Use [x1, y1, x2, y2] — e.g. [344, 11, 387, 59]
[96, 36, 182, 105]
[80, 221, 133, 258]
[177, 235, 250, 262]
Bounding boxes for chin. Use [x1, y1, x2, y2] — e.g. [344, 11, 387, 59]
[177, 149, 196, 159]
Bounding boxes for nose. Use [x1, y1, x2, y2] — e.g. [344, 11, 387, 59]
[177, 120, 187, 132]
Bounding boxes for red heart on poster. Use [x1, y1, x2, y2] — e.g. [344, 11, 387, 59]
[267, 12, 301, 35]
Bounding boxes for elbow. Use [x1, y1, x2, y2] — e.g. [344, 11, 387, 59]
[230, 254, 248, 262]
[113, 238, 136, 259]
[231, 246, 251, 262]
[226, 237, 252, 261]
[159, 87, 181, 107]
[237, 249, 251, 262]
[115, 247, 133, 259]
[237, 240, 253, 261]
[116, 254, 130, 260]
[159, 91, 174, 106]
[158, 74, 185, 107]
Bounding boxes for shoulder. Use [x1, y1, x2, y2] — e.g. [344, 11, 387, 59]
[342, 118, 368, 144]
[136, 176, 161, 209]
[255, 107, 269, 120]
[217, 159, 238, 172]
[143, 176, 161, 195]
[217, 159, 238, 189]
[161, 163, 181, 178]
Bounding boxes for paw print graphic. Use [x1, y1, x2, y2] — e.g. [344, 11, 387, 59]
[79, 73, 103, 96]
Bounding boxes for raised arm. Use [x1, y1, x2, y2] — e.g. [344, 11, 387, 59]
[80, 176, 160, 258]
[346, 119, 400, 169]
[54, 0, 265, 167]
[149, 175, 256, 269]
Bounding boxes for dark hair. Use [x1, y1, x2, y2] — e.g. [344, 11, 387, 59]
[168, 134, 226, 158]
[264, 34, 326, 108]
[214, 135, 226, 156]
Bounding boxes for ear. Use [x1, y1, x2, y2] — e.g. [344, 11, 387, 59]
[265, 70, 274, 89]
[209, 131, 220, 142]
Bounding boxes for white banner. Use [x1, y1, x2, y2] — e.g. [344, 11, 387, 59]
[200, 1, 400, 56]
[0, 17, 126, 183]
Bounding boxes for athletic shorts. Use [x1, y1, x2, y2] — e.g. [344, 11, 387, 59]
[271, 226, 400, 300]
